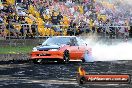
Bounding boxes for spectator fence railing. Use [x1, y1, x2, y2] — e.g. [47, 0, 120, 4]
[67, 25, 130, 39]
[0, 23, 130, 40]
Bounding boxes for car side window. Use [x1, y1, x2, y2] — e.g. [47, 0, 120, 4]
[68, 38, 79, 46]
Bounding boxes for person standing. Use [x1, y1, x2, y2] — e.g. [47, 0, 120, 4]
[57, 12, 63, 24]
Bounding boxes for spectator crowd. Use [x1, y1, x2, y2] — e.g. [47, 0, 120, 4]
[0, 0, 132, 39]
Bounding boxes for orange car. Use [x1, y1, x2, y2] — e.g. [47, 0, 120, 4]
[30, 36, 92, 63]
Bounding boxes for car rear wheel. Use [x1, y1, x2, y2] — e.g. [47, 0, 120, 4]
[82, 50, 93, 62]
[82, 50, 89, 63]
[63, 50, 70, 64]
[81, 58, 86, 63]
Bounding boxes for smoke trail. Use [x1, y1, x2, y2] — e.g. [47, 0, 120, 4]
[92, 41, 132, 61]
[83, 35, 132, 62]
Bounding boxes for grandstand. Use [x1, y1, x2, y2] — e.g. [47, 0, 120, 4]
[0, 0, 131, 39]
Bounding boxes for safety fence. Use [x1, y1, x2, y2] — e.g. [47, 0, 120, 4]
[0, 23, 131, 40]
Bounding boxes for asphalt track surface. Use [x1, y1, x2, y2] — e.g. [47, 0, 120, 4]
[0, 61, 132, 88]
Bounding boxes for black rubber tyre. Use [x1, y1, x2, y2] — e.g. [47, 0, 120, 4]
[32, 59, 42, 64]
[81, 58, 86, 63]
[31, 59, 38, 64]
[82, 50, 90, 63]
[63, 50, 70, 64]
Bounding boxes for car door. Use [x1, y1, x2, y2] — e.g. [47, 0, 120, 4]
[68, 37, 80, 60]
[76, 38, 86, 59]
[69, 46, 79, 59]
[77, 45, 86, 59]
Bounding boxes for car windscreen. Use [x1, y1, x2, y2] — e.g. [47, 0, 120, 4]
[42, 37, 73, 46]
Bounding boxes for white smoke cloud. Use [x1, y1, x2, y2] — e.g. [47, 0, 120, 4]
[92, 42, 132, 61]
[83, 34, 132, 62]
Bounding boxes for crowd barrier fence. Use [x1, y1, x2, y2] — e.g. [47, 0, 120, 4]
[0, 23, 130, 40]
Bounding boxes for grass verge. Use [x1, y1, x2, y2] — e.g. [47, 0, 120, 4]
[0, 46, 34, 54]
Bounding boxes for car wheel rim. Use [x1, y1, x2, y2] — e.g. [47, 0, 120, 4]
[64, 50, 69, 63]
[65, 56, 69, 62]
[82, 58, 85, 63]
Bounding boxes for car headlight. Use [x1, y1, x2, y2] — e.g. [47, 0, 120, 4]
[32, 47, 38, 51]
[49, 49, 58, 51]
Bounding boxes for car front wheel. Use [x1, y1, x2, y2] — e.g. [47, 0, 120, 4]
[31, 59, 38, 64]
[31, 59, 43, 64]
[63, 50, 70, 63]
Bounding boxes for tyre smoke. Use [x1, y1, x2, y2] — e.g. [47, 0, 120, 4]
[82, 34, 132, 62]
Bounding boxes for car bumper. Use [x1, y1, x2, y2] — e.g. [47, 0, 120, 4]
[30, 51, 63, 60]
